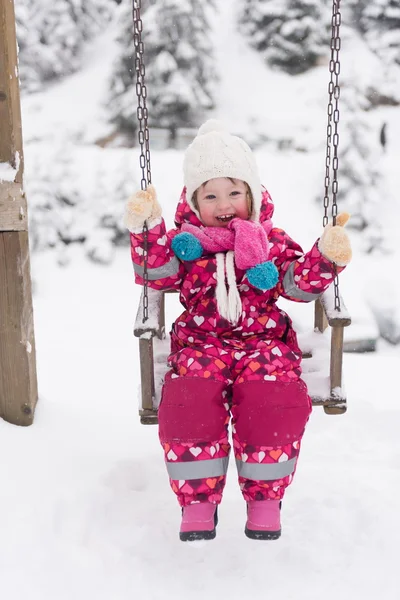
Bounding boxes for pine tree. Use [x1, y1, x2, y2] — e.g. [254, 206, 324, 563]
[108, 0, 216, 139]
[15, 0, 113, 92]
[239, 0, 329, 75]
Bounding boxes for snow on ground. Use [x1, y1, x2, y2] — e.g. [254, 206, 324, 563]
[2, 4, 400, 599]
[1, 247, 400, 600]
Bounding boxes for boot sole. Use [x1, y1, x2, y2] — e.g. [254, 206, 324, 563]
[244, 526, 281, 541]
[179, 508, 218, 542]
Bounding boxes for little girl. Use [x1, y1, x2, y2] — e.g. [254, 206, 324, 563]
[125, 120, 351, 542]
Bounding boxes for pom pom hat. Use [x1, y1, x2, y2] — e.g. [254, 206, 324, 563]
[183, 120, 263, 221]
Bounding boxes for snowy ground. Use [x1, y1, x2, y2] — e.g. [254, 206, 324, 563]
[1, 247, 400, 600]
[2, 3, 400, 599]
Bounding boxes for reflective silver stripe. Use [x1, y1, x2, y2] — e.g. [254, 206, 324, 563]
[283, 262, 321, 301]
[166, 457, 229, 481]
[134, 256, 180, 280]
[236, 457, 296, 480]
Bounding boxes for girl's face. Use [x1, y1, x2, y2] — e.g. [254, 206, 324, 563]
[195, 178, 250, 227]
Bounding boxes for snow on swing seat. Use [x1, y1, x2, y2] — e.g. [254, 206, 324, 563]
[134, 286, 351, 423]
[299, 329, 338, 404]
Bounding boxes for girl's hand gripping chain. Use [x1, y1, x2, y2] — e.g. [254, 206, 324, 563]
[318, 212, 352, 266]
[124, 184, 162, 232]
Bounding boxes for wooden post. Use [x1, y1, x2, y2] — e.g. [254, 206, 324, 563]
[324, 324, 346, 414]
[0, 0, 38, 426]
[314, 298, 328, 333]
[138, 337, 157, 424]
[330, 325, 344, 392]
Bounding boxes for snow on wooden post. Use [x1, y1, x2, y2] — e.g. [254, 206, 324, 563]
[0, 0, 38, 426]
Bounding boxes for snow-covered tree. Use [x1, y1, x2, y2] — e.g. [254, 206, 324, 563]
[108, 0, 216, 140]
[14, 2, 44, 93]
[25, 143, 133, 265]
[320, 86, 390, 254]
[359, 0, 400, 66]
[345, 0, 368, 30]
[239, 0, 329, 75]
[15, 0, 113, 92]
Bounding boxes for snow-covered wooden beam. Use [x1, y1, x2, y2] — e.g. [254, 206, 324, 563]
[314, 285, 352, 414]
[0, 0, 38, 426]
[0, 0, 23, 178]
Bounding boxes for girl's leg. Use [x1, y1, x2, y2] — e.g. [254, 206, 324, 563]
[231, 378, 311, 502]
[158, 347, 231, 507]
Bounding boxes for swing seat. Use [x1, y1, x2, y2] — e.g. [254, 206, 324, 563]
[134, 287, 351, 424]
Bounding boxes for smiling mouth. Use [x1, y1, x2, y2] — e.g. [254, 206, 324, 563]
[216, 214, 235, 223]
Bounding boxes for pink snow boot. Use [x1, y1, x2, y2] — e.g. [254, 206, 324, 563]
[245, 500, 281, 540]
[180, 503, 218, 542]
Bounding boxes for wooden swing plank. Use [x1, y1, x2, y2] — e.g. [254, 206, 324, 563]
[318, 286, 351, 327]
[314, 298, 328, 333]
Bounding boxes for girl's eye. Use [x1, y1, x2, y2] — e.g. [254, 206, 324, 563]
[230, 191, 241, 197]
[205, 195, 216, 201]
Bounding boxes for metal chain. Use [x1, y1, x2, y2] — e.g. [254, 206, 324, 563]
[132, 0, 152, 322]
[323, 0, 342, 311]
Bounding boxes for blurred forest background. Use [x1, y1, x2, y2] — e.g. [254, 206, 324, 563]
[13, 0, 400, 344]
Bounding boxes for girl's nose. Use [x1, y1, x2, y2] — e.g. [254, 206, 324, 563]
[216, 196, 232, 210]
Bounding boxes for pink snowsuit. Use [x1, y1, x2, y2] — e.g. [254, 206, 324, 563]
[130, 187, 343, 506]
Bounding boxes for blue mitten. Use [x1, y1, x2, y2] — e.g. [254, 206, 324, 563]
[172, 232, 204, 261]
[246, 261, 279, 291]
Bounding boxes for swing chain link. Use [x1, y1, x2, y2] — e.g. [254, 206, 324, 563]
[323, 0, 342, 311]
[132, 0, 343, 317]
[132, 0, 151, 322]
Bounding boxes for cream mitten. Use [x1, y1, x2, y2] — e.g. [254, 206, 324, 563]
[318, 212, 352, 266]
[124, 184, 162, 232]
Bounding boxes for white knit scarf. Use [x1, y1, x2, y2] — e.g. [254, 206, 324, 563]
[215, 251, 242, 325]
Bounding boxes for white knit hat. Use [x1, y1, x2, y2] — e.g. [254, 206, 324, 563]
[183, 120, 262, 221]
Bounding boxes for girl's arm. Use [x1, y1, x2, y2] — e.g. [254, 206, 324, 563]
[129, 222, 184, 291]
[125, 186, 184, 291]
[271, 216, 351, 303]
